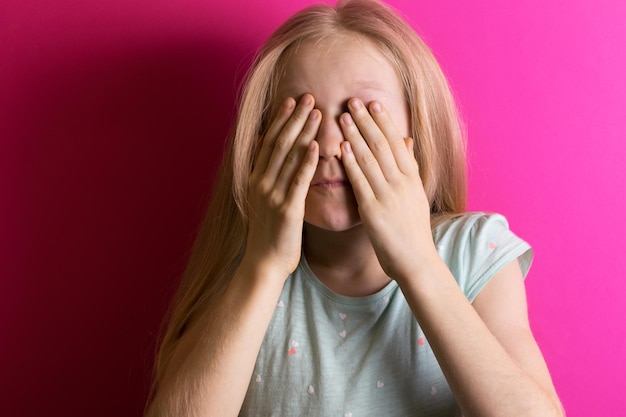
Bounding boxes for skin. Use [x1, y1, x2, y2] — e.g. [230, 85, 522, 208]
[275, 35, 414, 296]
[146, 33, 564, 417]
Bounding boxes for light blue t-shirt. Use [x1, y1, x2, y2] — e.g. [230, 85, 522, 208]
[240, 213, 532, 417]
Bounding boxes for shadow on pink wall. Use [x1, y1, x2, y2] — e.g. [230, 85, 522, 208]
[2, 37, 254, 416]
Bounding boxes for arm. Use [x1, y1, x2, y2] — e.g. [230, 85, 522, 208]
[153, 256, 563, 417]
[145, 95, 320, 417]
[145, 261, 285, 417]
[398, 258, 564, 417]
[339, 98, 563, 417]
[472, 259, 562, 412]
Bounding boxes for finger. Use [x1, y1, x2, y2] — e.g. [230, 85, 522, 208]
[340, 111, 388, 196]
[254, 97, 296, 175]
[347, 98, 401, 180]
[368, 100, 417, 174]
[404, 137, 414, 154]
[340, 140, 376, 203]
[274, 108, 321, 196]
[285, 140, 319, 207]
[264, 94, 316, 182]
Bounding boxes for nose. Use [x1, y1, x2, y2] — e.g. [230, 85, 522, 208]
[316, 115, 344, 161]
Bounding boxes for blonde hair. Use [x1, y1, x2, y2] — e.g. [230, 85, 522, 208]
[150, 0, 466, 398]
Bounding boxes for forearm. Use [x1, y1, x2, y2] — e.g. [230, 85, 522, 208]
[146, 261, 285, 417]
[397, 259, 563, 417]
[145, 93, 319, 417]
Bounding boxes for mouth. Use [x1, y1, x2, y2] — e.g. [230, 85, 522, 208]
[310, 179, 351, 189]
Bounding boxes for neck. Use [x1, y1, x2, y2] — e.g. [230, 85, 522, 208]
[302, 223, 391, 297]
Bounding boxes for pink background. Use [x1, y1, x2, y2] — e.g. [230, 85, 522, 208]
[1, 0, 624, 415]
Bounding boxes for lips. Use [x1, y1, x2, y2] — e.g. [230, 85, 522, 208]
[310, 178, 350, 188]
[311, 163, 351, 188]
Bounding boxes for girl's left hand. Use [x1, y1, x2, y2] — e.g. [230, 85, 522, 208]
[340, 98, 438, 281]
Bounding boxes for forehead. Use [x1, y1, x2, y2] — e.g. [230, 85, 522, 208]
[276, 33, 403, 99]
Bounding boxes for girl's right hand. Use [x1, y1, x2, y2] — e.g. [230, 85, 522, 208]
[243, 94, 320, 280]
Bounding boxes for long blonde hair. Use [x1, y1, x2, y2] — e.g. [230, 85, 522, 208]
[150, 0, 467, 397]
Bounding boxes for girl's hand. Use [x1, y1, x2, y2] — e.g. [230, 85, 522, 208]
[244, 94, 321, 280]
[339, 98, 438, 281]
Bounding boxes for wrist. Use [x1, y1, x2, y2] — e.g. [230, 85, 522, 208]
[393, 249, 447, 287]
[238, 252, 295, 287]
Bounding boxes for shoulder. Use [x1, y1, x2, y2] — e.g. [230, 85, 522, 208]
[433, 212, 509, 239]
[433, 212, 533, 301]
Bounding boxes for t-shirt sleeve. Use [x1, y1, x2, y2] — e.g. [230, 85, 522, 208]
[433, 213, 533, 302]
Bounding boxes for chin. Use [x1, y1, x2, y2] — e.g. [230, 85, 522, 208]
[303, 211, 362, 232]
[304, 188, 361, 232]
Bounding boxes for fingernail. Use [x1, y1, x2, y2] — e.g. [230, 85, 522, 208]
[341, 113, 353, 125]
[309, 109, 319, 120]
[343, 141, 352, 153]
[371, 101, 382, 113]
[302, 94, 313, 105]
[349, 98, 362, 110]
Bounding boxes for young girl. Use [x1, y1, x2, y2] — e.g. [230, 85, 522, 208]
[146, 0, 563, 416]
